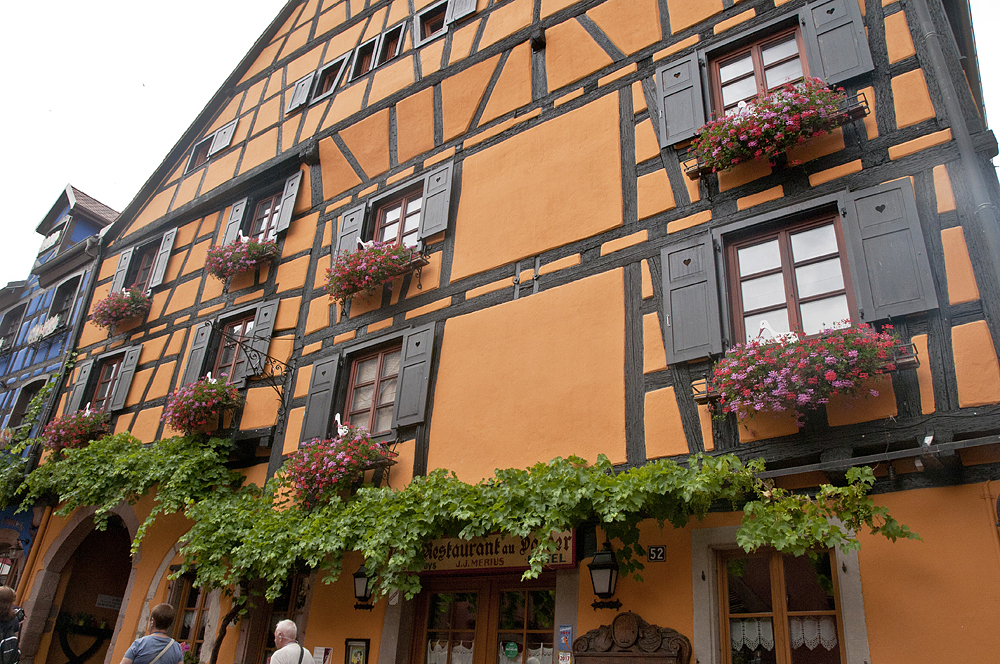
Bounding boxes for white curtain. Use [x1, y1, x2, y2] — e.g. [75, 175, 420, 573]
[452, 642, 474, 664]
[526, 646, 552, 664]
[788, 617, 838, 651]
[729, 618, 775, 652]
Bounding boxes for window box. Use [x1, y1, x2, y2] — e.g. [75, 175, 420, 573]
[682, 83, 869, 180]
[325, 243, 429, 304]
[279, 425, 398, 509]
[161, 376, 244, 436]
[205, 237, 280, 283]
[709, 323, 906, 427]
[91, 288, 151, 333]
[41, 409, 110, 454]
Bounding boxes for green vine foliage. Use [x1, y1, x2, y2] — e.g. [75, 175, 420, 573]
[176, 453, 918, 604]
[22, 433, 240, 548]
[0, 380, 56, 508]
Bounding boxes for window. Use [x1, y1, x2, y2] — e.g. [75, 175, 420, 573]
[8, 380, 44, 431]
[376, 24, 405, 67]
[212, 313, 257, 382]
[173, 578, 210, 659]
[185, 119, 238, 172]
[219, 172, 303, 247]
[0, 306, 25, 351]
[711, 28, 807, 115]
[65, 345, 142, 414]
[181, 302, 278, 387]
[258, 573, 311, 664]
[655, 0, 874, 147]
[300, 323, 435, 442]
[727, 216, 854, 342]
[373, 186, 423, 248]
[311, 56, 350, 104]
[415, 1, 448, 45]
[659, 180, 938, 364]
[345, 345, 401, 435]
[49, 277, 80, 326]
[110, 228, 177, 295]
[350, 37, 379, 80]
[719, 549, 845, 664]
[334, 161, 454, 256]
[250, 193, 283, 242]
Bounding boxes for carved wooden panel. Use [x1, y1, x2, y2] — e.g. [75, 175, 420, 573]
[572, 612, 691, 664]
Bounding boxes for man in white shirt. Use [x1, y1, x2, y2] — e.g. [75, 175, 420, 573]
[269, 620, 315, 664]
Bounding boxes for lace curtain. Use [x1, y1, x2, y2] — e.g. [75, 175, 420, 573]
[427, 641, 475, 664]
[730, 617, 838, 652]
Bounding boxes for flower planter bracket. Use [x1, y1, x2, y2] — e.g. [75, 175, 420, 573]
[891, 342, 919, 371]
[691, 377, 720, 406]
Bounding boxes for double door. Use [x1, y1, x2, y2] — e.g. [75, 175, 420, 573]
[413, 576, 556, 664]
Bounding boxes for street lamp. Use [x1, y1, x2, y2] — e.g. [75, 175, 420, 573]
[587, 541, 621, 610]
[353, 564, 374, 610]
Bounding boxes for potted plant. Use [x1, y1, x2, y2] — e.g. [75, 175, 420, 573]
[685, 77, 867, 179]
[91, 288, 152, 331]
[325, 241, 427, 304]
[162, 375, 244, 435]
[710, 322, 903, 427]
[205, 236, 280, 282]
[41, 409, 110, 454]
[279, 423, 397, 509]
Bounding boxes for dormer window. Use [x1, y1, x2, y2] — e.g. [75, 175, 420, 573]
[185, 119, 238, 173]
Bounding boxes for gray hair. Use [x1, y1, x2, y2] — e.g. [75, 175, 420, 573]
[276, 619, 298, 640]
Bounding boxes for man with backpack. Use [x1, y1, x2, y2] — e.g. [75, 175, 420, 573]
[0, 586, 22, 664]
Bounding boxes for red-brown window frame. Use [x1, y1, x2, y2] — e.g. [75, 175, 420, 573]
[130, 245, 158, 293]
[372, 186, 423, 248]
[345, 345, 401, 435]
[418, 2, 448, 41]
[91, 355, 125, 412]
[709, 26, 810, 116]
[213, 314, 256, 382]
[173, 578, 210, 658]
[725, 215, 856, 343]
[250, 193, 283, 242]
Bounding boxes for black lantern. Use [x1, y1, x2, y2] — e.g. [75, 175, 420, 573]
[353, 564, 374, 610]
[587, 541, 621, 610]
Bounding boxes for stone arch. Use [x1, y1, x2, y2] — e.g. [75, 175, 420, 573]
[19, 503, 140, 664]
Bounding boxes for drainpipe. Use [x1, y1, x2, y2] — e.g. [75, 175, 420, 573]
[906, 0, 1000, 313]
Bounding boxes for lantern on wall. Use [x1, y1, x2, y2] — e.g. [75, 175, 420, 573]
[353, 564, 374, 610]
[587, 541, 622, 610]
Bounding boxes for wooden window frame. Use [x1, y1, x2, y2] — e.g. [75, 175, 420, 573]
[350, 37, 380, 81]
[718, 548, 846, 664]
[250, 192, 284, 242]
[187, 137, 213, 172]
[130, 244, 159, 293]
[49, 277, 80, 325]
[411, 574, 557, 664]
[376, 23, 405, 67]
[725, 214, 856, 344]
[372, 185, 423, 248]
[174, 577, 210, 658]
[311, 56, 350, 104]
[213, 313, 257, 383]
[257, 572, 312, 664]
[345, 344, 402, 436]
[91, 355, 125, 412]
[0, 305, 25, 350]
[415, 0, 449, 46]
[709, 26, 809, 116]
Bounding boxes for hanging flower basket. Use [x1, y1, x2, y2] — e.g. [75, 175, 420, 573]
[684, 78, 869, 180]
[280, 424, 398, 509]
[41, 409, 110, 453]
[91, 288, 151, 331]
[206, 237, 280, 282]
[161, 376, 244, 435]
[710, 322, 903, 427]
[325, 242, 428, 304]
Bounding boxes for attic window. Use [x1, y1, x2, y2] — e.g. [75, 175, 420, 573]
[188, 138, 213, 172]
[376, 24, 405, 67]
[350, 38, 378, 80]
[185, 119, 238, 173]
[417, 1, 448, 43]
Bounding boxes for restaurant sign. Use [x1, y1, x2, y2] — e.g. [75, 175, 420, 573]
[422, 531, 575, 573]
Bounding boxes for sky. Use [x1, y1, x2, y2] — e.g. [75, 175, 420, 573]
[0, 0, 998, 287]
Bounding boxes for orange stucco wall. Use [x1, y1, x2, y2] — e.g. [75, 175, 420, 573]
[429, 270, 626, 481]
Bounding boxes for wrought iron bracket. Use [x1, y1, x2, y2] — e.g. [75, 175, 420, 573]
[210, 321, 291, 399]
[591, 599, 622, 611]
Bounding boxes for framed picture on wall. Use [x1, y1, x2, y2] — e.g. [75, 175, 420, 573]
[346, 639, 369, 664]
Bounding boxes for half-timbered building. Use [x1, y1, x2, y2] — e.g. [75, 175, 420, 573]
[13, 1, 1000, 664]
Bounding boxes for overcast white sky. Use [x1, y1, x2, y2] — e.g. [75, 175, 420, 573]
[0, 0, 997, 287]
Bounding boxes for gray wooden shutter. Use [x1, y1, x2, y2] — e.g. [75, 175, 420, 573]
[446, 0, 477, 23]
[208, 119, 238, 156]
[301, 356, 341, 441]
[660, 233, 723, 364]
[222, 198, 249, 245]
[110, 248, 134, 294]
[148, 229, 177, 289]
[66, 359, 95, 413]
[274, 171, 304, 234]
[234, 301, 280, 382]
[418, 161, 454, 241]
[182, 323, 214, 385]
[843, 180, 938, 321]
[109, 345, 143, 411]
[655, 53, 706, 147]
[286, 73, 316, 114]
[393, 323, 435, 427]
[335, 204, 367, 256]
[800, 0, 874, 84]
